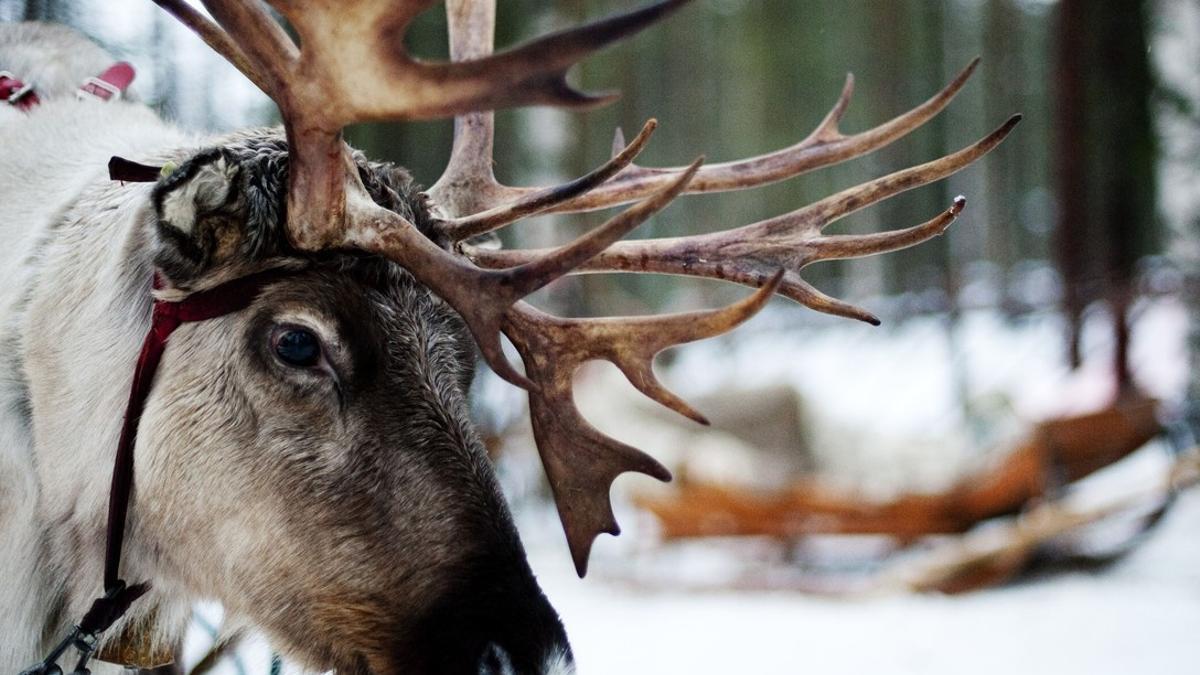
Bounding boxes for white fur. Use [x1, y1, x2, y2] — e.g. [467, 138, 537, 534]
[542, 648, 577, 675]
[0, 24, 201, 672]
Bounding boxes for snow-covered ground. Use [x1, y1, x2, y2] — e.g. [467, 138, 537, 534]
[527, 296, 1196, 674]
[532, 453, 1200, 675]
[539, 483, 1200, 675]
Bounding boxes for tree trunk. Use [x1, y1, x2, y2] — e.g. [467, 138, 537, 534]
[1054, 0, 1158, 393]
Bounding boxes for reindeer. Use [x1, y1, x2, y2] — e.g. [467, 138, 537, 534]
[0, 1, 1018, 673]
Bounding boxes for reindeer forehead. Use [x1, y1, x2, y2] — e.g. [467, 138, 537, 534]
[154, 132, 433, 265]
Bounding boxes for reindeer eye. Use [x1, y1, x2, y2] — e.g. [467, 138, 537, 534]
[274, 328, 321, 368]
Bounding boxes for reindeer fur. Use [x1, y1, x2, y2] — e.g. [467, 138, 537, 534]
[0, 22, 571, 675]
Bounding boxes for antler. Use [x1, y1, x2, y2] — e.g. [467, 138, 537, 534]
[466, 116, 1021, 324]
[504, 271, 784, 574]
[154, 0, 691, 245]
[432, 56, 985, 233]
[155, 0, 1020, 576]
[428, 3, 1016, 575]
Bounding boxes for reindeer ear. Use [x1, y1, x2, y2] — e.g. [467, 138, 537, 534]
[151, 149, 250, 281]
[153, 149, 239, 238]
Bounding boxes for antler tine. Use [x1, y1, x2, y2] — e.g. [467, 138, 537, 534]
[442, 119, 660, 241]
[503, 271, 784, 575]
[200, 0, 298, 98]
[151, 1, 270, 94]
[267, 0, 692, 126]
[466, 115, 1021, 324]
[813, 195, 966, 263]
[538, 57, 983, 214]
[344, 159, 705, 389]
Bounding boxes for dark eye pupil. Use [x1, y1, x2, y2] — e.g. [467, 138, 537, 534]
[275, 329, 320, 367]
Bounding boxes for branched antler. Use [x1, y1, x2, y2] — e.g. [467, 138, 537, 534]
[155, 0, 690, 245]
[155, 0, 1020, 576]
[505, 271, 784, 573]
[465, 116, 1020, 324]
[432, 56, 985, 234]
[344, 157, 707, 389]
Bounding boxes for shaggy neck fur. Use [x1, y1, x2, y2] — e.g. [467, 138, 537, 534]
[0, 104, 195, 672]
[0, 23, 280, 669]
[0, 30, 179, 674]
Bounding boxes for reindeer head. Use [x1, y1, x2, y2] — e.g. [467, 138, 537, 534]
[126, 0, 1018, 672]
[121, 133, 567, 673]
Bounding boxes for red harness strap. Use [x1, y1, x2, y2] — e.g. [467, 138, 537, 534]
[22, 269, 295, 675]
[0, 70, 40, 110]
[104, 270, 294, 590]
[2, 61, 135, 111]
[78, 62, 136, 102]
[26, 266, 296, 675]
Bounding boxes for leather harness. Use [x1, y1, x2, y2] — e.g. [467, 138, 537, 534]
[2, 61, 135, 110]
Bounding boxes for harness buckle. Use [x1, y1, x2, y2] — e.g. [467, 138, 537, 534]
[76, 76, 122, 102]
[19, 625, 105, 675]
[1, 70, 36, 105]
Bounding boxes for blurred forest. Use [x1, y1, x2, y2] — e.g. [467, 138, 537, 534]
[4, 3, 1198, 670]
[2, 0, 1197, 403]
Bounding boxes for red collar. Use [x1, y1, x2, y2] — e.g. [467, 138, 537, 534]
[2, 61, 135, 111]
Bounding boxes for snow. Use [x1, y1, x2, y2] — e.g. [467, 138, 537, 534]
[536, 491, 1200, 675]
[499, 291, 1195, 674]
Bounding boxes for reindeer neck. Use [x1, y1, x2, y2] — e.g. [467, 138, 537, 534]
[0, 99, 202, 671]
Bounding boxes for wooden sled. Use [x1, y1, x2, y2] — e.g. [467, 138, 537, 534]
[627, 396, 1184, 593]
[636, 397, 1162, 543]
